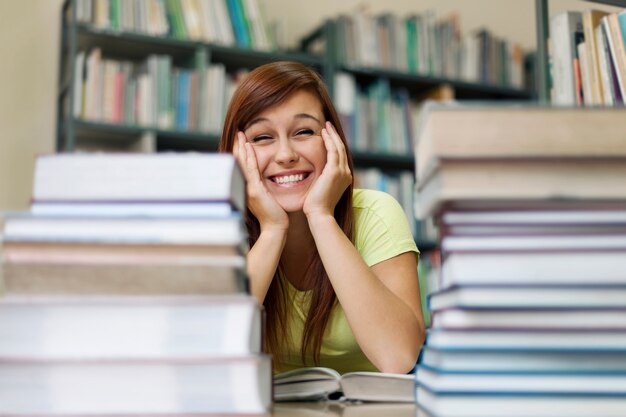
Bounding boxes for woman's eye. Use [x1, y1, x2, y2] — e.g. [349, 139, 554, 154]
[295, 129, 314, 136]
[250, 135, 272, 143]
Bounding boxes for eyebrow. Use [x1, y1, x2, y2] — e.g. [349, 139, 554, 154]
[244, 113, 322, 130]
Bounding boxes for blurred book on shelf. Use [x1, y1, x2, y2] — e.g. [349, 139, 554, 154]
[550, 7, 626, 106]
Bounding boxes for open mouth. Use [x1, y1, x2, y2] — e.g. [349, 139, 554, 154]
[270, 172, 310, 185]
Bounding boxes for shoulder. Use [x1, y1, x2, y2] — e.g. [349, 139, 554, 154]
[352, 189, 419, 266]
[353, 188, 403, 214]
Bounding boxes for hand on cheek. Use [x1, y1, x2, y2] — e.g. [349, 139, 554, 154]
[235, 132, 289, 232]
[303, 122, 352, 218]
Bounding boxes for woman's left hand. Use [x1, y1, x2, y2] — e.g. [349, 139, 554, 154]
[303, 122, 352, 218]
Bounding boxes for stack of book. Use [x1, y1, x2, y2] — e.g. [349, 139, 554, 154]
[0, 153, 272, 414]
[413, 103, 626, 417]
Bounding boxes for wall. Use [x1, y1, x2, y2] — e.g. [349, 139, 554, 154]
[0, 0, 63, 211]
[0, 0, 621, 210]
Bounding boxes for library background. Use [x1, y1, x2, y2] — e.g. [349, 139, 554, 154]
[1, 0, 626, 415]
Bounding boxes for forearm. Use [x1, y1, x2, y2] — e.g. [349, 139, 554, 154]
[307, 214, 424, 373]
[246, 228, 286, 303]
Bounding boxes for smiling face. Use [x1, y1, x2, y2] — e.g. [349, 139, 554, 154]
[243, 89, 327, 213]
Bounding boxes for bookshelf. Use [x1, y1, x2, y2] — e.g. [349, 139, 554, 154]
[300, 17, 535, 248]
[57, 0, 322, 153]
[57, 1, 535, 251]
[534, 0, 626, 102]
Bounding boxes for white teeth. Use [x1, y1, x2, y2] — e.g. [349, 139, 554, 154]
[275, 173, 304, 184]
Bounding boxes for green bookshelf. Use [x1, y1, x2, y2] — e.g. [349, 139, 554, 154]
[57, 1, 541, 251]
[57, 0, 323, 153]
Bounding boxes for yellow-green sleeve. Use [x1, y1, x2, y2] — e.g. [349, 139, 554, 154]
[353, 189, 419, 267]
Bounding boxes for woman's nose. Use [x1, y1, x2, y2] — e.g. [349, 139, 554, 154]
[274, 137, 299, 164]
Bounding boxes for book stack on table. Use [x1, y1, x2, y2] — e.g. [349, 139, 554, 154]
[413, 103, 626, 417]
[0, 153, 271, 415]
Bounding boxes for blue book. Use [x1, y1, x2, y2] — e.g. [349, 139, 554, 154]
[417, 364, 626, 394]
[175, 70, 190, 130]
[420, 346, 626, 373]
[226, 0, 251, 47]
[416, 382, 626, 417]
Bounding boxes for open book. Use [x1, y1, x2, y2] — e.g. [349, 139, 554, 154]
[274, 367, 415, 402]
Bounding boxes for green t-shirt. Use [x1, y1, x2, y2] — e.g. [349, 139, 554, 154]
[277, 189, 419, 374]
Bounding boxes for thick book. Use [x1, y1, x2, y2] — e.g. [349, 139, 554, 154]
[426, 329, 626, 351]
[0, 355, 271, 415]
[2, 213, 247, 246]
[2, 261, 247, 295]
[29, 201, 235, 217]
[0, 295, 261, 357]
[417, 365, 626, 395]
[417, 384, 626, 417]
[273, 367, 415, 402]
[440, 206, 626, 227]
[421, 347, 626, 373]
[32, 153, 245, 212]
[429, 285, 626, 310]
[431, 308, 626, 330]
[440, 251, 626, 287]
[414, 103, 626, 183]
[415, 158, 626, 218]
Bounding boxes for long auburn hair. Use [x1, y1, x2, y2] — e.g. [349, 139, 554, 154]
[218, 61, 355, 368]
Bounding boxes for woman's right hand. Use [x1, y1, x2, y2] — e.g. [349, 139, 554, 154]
[234, 131, 289, 233]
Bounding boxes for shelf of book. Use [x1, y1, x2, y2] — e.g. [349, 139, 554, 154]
[57, 0, 324, 153]
[57, 1, 538, 250]
[535, 0, 626, 102]
[351, 151, 414, 171]
[340, 65, 534, 100]
[62, 119, 220, 152]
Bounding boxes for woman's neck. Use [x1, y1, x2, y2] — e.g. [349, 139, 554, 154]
[280, 210, 317, 290]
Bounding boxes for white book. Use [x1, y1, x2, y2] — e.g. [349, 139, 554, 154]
[596, 23, 615, 105]
[441, 233, 626, 252]
[417, 366, 626, 395]
[417, 385, 626, 417]
[213, 0, 235, 45]
[0, 356, 271, 415]
[426, 329, 626, 351]
[30, 201, 234, 218]
[549, 11, 583, 105]
[431, 308, 626, 330]
[441, 252, 626, 288]
[32, 153, 244, 211]
[3, 214, 246, 245]
[429, 286, 626, 310]
[0, 296, 260, 357]
[421, 347, 626, 373]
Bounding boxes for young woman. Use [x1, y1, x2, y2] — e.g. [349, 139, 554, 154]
[219, 61, 425, 374]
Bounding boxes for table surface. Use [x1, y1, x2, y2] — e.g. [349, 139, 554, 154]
[271, 402, 418, 416]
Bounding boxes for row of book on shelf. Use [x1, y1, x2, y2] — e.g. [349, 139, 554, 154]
[0, 153, 273, 414]
[323, 12, 526, 89]
[334, 74, 455, 156]
[71, 48, 244, 133]
[550, 7, 626, 106]
[72, 0, 278, 50]
[413, 102, 626, 417]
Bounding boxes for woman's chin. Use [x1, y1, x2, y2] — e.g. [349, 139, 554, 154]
[276, 197, 306, 213]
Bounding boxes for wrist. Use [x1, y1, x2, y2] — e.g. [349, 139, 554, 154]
[258, 224, 288, 240]
[305, 211, 336, 228]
